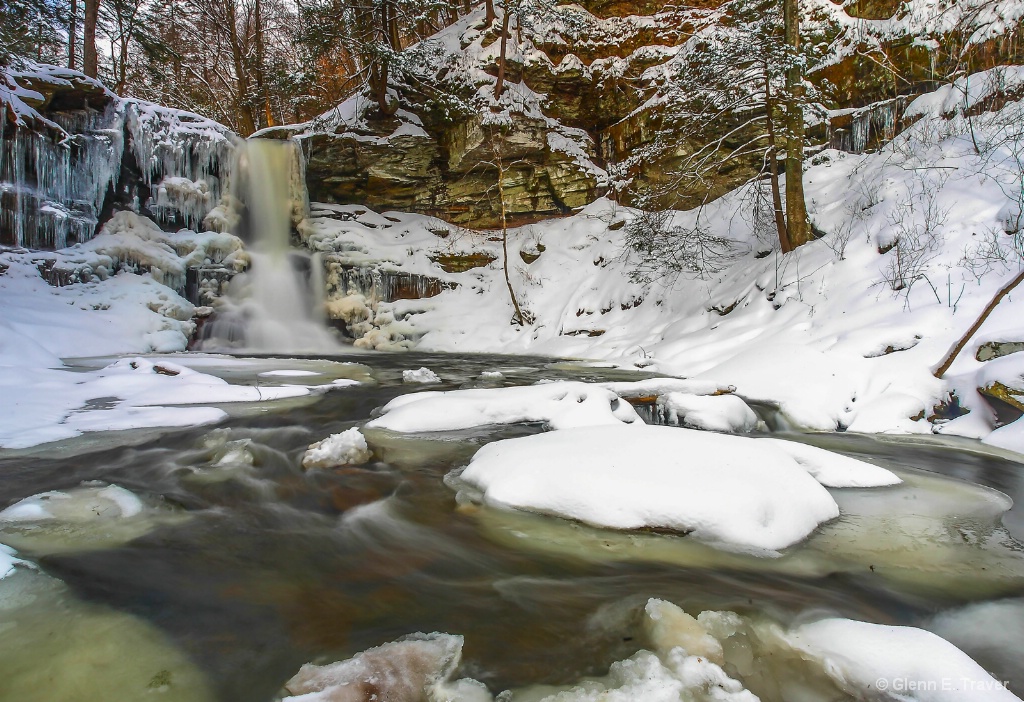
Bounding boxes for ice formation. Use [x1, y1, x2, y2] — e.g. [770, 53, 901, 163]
[656, 392, 759, 433]
[403, 367, 442, 384]
[0, 62, 237, 250]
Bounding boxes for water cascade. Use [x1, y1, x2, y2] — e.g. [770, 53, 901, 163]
[198, 139, 341, 354]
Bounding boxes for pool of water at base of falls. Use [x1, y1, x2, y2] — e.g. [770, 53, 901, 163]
[0, 350, 1022, 702]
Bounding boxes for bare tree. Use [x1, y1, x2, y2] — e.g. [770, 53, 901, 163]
[69, 0, 78, 69]
[84, 0, 100, 77]
[782, 0, 810, 247]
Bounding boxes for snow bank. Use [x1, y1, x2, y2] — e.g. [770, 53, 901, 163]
[367, 381, 640, 433]
[404, 367, 442, 384]
[657, 392, 759, 433]
[456, 424, 841, 553]
[0, 355, 346, 450]
[789, 618, 1020, 701]
[281, 633, 490, 702]
[302, 428, 373, 469]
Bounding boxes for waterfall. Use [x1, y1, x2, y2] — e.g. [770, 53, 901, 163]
[198, 139, 340, 354]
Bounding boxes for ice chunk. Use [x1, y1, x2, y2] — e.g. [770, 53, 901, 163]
[281, 633, 488, 702]
[403, 367, 442, 384]
[368, 381, 640, 433]
[302, 428, 373, 469]
[455, 424, 840, 554]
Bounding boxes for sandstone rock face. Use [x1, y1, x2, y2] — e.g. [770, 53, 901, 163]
[299, 109, 601, 228]
[286, 0, 1024, 224]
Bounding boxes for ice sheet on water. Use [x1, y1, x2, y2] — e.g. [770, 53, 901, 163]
[0, 568, 217, 701]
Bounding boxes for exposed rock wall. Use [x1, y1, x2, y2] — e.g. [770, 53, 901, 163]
[283, 0, 1024, 223]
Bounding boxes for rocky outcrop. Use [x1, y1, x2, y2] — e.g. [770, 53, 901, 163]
[293, 107, 602, 228]
[280, 0, 1024, 222]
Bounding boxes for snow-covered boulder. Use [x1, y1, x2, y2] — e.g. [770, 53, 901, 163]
[657, 392, 759, 433]
[368, 381, 640, 433]
[302, 428, 373, 469]
[789, 618, 1021, 702]
[455, 424, 843, 553]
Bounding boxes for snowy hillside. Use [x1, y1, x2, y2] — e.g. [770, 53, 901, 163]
[303, 65, 1024, 453]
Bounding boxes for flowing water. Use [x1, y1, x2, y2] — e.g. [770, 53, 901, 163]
[198, 139, 340, 354]
[0, 351, 1022, 701]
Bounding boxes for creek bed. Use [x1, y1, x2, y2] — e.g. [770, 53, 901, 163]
[0, 351, 1021, 701]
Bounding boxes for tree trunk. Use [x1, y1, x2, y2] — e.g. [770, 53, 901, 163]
[497, 154, 525, 326]
[764, 74, 791, 253]
[783, 0, 811, 247]
[68, 0, 78, 70]
[933, 268, 1024, 378]
[226, 0, 257, 135]
[494, 8, 510, 99]
[83, 0, 99, 78]
[485, 0, 497, 27]
[254, 0, 274, 128]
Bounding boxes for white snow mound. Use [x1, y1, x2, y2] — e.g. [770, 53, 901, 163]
[367, 381, 640, 433]
[457, 424, 841, 553]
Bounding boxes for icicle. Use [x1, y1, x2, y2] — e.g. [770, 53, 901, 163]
[125, 101, 237, 231]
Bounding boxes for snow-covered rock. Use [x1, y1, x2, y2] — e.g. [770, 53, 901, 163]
[455, 424, 842, 553]
[789, 618, 1021, 701]
[0, 544, 23, 580]
[367, 381, 640, 433]
[657, 392, 759, 433]
[757, 438, 901, 487]
[302, 428, 373, 469]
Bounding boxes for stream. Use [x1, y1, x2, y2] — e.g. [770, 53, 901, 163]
[0, 350, 1022, 701]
